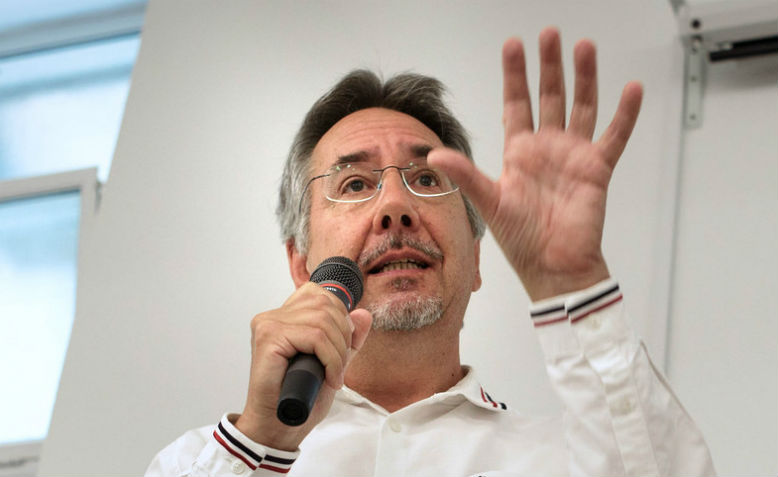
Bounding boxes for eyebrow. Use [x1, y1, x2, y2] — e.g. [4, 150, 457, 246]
[335, 150, 374, 165]
[334, 144, 433, 166]
[409, 144, 433, 159]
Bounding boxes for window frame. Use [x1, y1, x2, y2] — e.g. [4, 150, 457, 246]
[0, 2, 145, 60]
[0, 4, 144, 474]
[0, 167, 98, 475]
[0, 167, 99, 212]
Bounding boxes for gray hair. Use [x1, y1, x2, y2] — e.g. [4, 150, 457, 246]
[277, 69, 485, 254]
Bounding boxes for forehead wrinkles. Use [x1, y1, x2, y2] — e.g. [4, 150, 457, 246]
[312, 110, 444, 170]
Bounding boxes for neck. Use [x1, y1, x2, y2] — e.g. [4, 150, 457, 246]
[344, 317, 464, 413]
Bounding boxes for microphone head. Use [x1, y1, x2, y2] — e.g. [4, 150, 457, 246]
[310, 256, 364, 310]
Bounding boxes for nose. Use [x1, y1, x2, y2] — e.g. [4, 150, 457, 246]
[372, 168, 420, 233]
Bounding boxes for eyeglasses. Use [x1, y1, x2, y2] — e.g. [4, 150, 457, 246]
[299, 161, 459, 213]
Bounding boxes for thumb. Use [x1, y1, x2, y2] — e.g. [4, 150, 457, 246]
[349, 308, 372, 353]
[428, 148, 499, 223]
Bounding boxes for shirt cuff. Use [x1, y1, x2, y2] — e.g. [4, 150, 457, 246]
[201, 413, 299, 475]
[530, 280, 659, 476]
[529, 278, 632, 361]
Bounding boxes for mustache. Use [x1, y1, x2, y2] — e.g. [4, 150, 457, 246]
[357, 234, 443, 269]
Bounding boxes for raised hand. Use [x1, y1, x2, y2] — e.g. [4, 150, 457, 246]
[430, 27, 643, 300]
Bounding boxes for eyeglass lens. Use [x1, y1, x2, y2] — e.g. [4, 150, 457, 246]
[324, 162, 457, 202]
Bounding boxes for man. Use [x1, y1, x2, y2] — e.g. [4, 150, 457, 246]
[147, 29, 715, 476]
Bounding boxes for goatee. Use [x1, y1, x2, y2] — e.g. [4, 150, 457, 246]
[367, 292, 443, 331]
[359, 233, 445, 331]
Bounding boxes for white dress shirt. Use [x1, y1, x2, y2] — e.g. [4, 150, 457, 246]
[146, 279, 715, 476]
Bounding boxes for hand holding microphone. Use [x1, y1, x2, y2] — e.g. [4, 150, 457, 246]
[277, 257, 364, 426]
[235, 256, 370, 450]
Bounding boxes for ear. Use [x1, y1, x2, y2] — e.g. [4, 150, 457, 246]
[286, 239, 310, 288]
[471, 239, 482, 292]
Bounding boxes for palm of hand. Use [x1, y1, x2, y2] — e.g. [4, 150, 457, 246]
[493, 129, 611, 284]
[430, 29, 642, 300]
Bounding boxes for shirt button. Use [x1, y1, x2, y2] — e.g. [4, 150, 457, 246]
[389, 421, 402, 433]
[589, 316, 601, 330]
[231, 460, 246, 474]
[615, 398, 634, 415]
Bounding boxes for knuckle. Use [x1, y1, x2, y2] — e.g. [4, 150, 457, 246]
[302, 282, 322, 295]
[505, 134, 524, 153]
[309, 309, 333, 327]
[250, 313, 265, 330]
[299, 281, 315, 291]
[312, 293, 333, 308]
[310, 327, 328, 344]
[251, 318, 277, 342]
[325, 352, 344, 372]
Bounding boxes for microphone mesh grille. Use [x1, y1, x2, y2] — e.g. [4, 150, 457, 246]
[310, 256, 364, 306]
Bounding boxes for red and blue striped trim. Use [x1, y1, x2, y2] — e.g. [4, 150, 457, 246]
[530, 282, 622, 327]
[568, 284, 622, 323]
[213, 416, 296, 474]
[530, 303, 568, 327]
[480, 386, 508, 410]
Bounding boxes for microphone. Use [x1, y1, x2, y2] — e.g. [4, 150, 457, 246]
[276, 256, 364, 426]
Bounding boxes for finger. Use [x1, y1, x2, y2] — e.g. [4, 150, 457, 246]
[285, 325, 348, 388]
[305, 289, 355, 347]
[502, 37, 534, 140]
[291, 306, 351, 359]
[291, 287, 353, 344]
[596, 81, 643, 167]
[278, 283, 353, 349]
[348, 308, 372, 353]
[568, 39, 598, 139]
[428, 148, 499, 223]
[248, 315, 347, 388]
[538, 26, 566, 130]
[285, 282, 347, 315]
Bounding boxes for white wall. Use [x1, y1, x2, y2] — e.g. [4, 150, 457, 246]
[667, 54, 778, 475]
[38, 1, 774, 474]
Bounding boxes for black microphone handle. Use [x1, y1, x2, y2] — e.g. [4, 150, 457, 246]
[276, 353, 325, 426]
[276, 279, 359, 426]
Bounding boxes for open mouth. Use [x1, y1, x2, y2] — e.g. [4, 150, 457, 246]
[368, 258, 431, 275]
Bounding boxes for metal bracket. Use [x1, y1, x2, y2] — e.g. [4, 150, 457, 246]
[684, 36, 705, 128]
[674, 0, 778, 128]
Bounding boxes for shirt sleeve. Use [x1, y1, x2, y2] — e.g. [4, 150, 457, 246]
[530, 278, 715, 476]
[145, 414, 299, 477]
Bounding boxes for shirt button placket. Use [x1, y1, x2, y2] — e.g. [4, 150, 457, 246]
[389, 420, 402, 433]
[375, 417, 405, 477]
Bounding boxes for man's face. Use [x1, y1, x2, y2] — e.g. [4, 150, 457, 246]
[289, 107, 481, 329]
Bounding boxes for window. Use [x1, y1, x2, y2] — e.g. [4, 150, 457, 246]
[0, 2, 144, 474]
[0, 36, 140, 182]
[0, 172, 94, 443]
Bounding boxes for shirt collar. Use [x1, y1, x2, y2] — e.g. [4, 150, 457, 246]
[336, 365, 508, 414]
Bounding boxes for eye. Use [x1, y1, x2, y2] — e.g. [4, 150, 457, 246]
[335, 171, 378, 198]
[344, 178, 366, 193]
[410, 169, 442, 190]
[417, 171, 439, 187]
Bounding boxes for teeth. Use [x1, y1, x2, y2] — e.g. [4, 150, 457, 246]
[379, 259, 424, 273]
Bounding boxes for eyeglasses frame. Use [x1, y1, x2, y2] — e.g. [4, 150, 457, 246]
[297, 162, 460, 214]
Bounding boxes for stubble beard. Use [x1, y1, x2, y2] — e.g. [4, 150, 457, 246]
[365, 278, 444, 332]
[358, 233, 446, 331]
